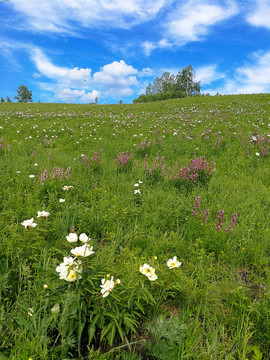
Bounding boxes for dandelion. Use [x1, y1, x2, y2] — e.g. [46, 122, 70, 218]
[167, 256, 181, 269]
[37, 210, 50, 218]
[139, 263, 158, 281]
[21, 218, 37, 229]
[66, 233, 78, 243]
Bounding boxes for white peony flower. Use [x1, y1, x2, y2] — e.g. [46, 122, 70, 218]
[56, 257, 82, 282]
[37, 210, 50, 218]
[21, 218, 37, 229]
[79, 233, 90, 243]
[70, 244, 95, 257]
[63, 185, 73, 191]
[167, 256, 181, 269]
[134, 189, 141, 194]
[139, 263, 158, 281]
[100, 276, 115, 297]
[66, 233, 78, 243]
[29, 174, 35, 178]
[59, 198, 65, 203]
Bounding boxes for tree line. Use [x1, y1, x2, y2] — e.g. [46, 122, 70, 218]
[1, 85, 33, 103]
[133, 65, 201, 103]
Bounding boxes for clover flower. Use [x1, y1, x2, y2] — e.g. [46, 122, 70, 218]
[21, 218, 37, 229]
[37, 210, 50, 218]
[139, 263, 158, 281]
[100, 276, 116, 297]
[167, 256, 181, 269]
[66, 232, 78, 243]
[70, 244, 95, 257]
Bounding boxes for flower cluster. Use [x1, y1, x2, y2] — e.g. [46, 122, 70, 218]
[56, 256, 82, 282]
[171, 157, 214, 184]
[140, 256, 181, 281]
[192, 196, 200, 218]
[225, 213, 238, 232]
[215, 210, 224, 231]
[116, 150, 133, 167]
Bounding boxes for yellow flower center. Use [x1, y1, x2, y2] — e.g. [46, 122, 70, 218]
[171, 262, 176, 267]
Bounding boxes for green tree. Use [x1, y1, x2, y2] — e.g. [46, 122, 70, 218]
[0, 97, 5, 102]
[14, 85, 33, 102]
[133, 65, 200, 103]
[6, 96, 11, 102]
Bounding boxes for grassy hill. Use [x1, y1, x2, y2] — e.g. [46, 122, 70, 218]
[1, 94, 270, 359]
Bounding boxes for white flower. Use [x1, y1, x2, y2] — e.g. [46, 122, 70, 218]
[29, 174, 35, 178]
[56, 257, 82, 282]
[43, 284, 48, 289]
[21, 218, 37, 229]
[70, 244, 95, 257]
[138, 180, 143, 184]
[139, 263, 158, 281]
[34, 163, 38, 166]
[63, 185, 73, 191]
[66, 233, 78, 243]
[79, 233, 90, 243]
[28, 308, 34, 317]
[16, 171, 21, 174]
[167, 256, 181, 269]
[100, 276, 115, 297]
[255, 152, 260, 156]
[134, 183, 139, 187]
[59, 198, 65, 203]
[134, 189, 141, 194]
[37, 210, 50, 218]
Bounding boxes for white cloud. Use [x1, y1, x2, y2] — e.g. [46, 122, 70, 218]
[246, 0, 270, 30]
[166, 0, 238, 44]
[55, 88, 99, 102]
[143, 0, 238, 55]
[9, 0, 167, 34]
[204, 50, 270, 95]
[195, 65, 225, 85]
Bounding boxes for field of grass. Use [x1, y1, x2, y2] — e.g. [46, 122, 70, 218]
[0, 94, 270, 359]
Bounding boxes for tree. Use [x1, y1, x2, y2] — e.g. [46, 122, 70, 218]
[14, 85, 33, 103]
[0, 97, 5, 102]
[133, 65, 201, 103]
[6, 96, 11, 102]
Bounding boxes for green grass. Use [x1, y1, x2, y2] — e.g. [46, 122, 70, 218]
[0, 94, 270, 359]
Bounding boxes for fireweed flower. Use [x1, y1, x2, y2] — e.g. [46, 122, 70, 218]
[79, 233, 90, 243]
[66, 233, 78, 243]
[70, 244, 95, 257]
[100, 276, 116, 297]
[37, 210, 50, 218]
[167, 256, 182, 269]
[139, 263, 158, 281]
[56, 256, 82, 282]
[21, 218, 37, 229]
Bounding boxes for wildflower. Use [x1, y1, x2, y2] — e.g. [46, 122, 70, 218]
[154, 256, 157, 260]
[63, 185, 73, 191]
[70, 244, 95, 257]
[21, 218, 37, 229]
[28, 308, 34, 317]
[37, 210, 50, 218]
[59, 198, 65, 203]
[16, 171, 21, 173]
[43, 284, 48, 289]
[139, 263, 158, 281]
[134, 183, 139, 187]
[66, 233, 78, 243]
[134, 189, 141, 194]
[56, 256, 82, 282]
[34, 163, 38, 166]
[29, 174, 35, 178]
[79, 233, 90, 243]
[100, 276, 115, 297]
[167, 256, 181, 269]
[115, 279, 121, 285]
[255, 152, 260, 156]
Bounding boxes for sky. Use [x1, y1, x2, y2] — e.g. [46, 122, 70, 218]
[1, 0, 270, 104]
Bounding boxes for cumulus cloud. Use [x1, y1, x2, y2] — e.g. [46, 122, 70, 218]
[55, 88, 99, 102]
[195, 65, 225, 85]
[246, 0, 270, 30]
[9, 0, 167, 34]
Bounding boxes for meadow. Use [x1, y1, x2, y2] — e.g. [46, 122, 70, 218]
[0, 94, 270, 359]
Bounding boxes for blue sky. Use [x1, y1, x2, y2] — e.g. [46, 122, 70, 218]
[1, 0, 270, 104]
